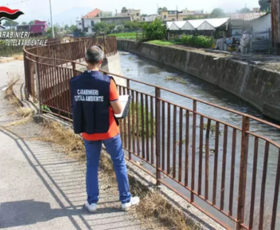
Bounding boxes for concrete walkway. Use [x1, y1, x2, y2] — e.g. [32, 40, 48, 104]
[0, 60, 145, 230]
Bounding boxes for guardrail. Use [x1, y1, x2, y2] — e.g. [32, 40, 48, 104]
[23, 37, 280, 230]
[23, 36, 117, 99]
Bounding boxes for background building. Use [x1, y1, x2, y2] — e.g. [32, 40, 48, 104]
[160, 9, 206, 21]
[16, 20, 47, 36]
[117, 9, 141, 21]
[77, 8, 137, 35]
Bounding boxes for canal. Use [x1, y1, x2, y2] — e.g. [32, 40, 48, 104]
[118, 51, 280, 229]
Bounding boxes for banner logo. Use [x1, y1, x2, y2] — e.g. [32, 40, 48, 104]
[0, 6, 24, 29]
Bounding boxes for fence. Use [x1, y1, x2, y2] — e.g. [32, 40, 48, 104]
[251, 30, 272, 53]
[24, 36, 117, 99]
[23, 37, 280, 230]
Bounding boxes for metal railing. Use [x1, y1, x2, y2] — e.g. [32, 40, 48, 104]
[23, 37, 280, 230]
[23, 36, 117, 99]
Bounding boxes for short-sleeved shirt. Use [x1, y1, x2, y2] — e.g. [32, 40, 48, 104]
[82, 79, 120, 141]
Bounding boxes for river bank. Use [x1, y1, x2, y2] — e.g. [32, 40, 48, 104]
[117, 39, 280, 122]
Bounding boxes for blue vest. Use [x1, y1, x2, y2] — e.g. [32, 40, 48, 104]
[70, 71, 112, 134]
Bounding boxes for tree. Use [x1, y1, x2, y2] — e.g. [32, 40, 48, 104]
[93, 22, 114, 34]
[123, 21, 144, 32]
[239, 7, 251, 13]
[210, 8, 225, 18]
[46, 25, 61, 38]
[70, 25, 78, 33]
[143, 19, 166, 40]
[3, 19, 18, 27]
[158, 7, 167, 14]
[121, 7, 128, 13]
[259, 0, 270, 12]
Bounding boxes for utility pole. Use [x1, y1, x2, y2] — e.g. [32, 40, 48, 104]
[270, 0, 279, 54]
[49, 0, 55, 38]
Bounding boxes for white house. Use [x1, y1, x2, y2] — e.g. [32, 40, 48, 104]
[250, 13, 271, 39]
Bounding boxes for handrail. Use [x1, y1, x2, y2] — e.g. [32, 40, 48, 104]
[23, 45, 280, 131]
[23, 36, 280, 230]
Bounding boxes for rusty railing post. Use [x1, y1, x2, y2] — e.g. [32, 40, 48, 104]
[236, 116, 250, 230]
[34, 56, 41, 114]
[72, 62, 76, 76]
[127, 79, 132, 161]
[191, 99, 197, 202]
[23, 50, 29, 100]
[155, 87, 161, 185]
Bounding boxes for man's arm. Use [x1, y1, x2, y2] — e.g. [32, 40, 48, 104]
[110, 100, 122, 114]
[109, 78, 122, 114]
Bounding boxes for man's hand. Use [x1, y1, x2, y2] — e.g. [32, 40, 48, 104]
[110, 100, 122, 114]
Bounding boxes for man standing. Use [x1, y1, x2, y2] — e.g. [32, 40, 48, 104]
[70, 45, 139, 212]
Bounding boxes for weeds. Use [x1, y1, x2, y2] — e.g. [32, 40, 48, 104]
[128, 102, 156, 137]
[40, 121, 86, 160]
[4, 107, 34, 127]
[3, 79, 34, 127]
[165, 76, 187, 84]
[99, 151, 115, 179]
[4, 79, 21, 105]
[135, 192, 199, 230]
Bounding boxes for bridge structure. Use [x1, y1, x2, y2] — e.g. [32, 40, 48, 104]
[23, 36, 280, 230]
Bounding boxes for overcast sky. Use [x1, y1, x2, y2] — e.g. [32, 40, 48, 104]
[2, 0, 260, 25]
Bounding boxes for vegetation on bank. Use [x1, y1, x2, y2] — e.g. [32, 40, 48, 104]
[145, 35, 214, 48]
[0, 40, 23, 57]
[128, 102, 155, 137]
[147, 40, 175, 46]
[109, 19, 214, 49]
[142, 19, 166, 40]
[108, 32, 138, 39]
[175, 34, 214, 48]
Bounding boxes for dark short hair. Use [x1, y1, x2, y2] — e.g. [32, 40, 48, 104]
[85, 45, 104, 65]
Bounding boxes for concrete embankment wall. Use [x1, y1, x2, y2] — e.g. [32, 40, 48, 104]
[117, 39, 280, 122]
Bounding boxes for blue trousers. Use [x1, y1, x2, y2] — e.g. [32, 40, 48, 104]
[84, 134, 131, 204]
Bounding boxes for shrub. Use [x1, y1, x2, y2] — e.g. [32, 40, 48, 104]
[143, 19, 166, 40]
[123, 21, 144, 32]
[108, 32, 137, 39]
[0, 40, 23, 57]
[128, 102, 155, 137]
[179, 34, 213, 48]
[93, 22, 115, 35]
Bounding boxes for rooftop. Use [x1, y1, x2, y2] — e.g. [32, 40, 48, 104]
[83, 8, 101, 19]
[230, 12, 267, 21]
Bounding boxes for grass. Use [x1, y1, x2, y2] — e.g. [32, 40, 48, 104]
[0, 53, 23, 63]
[135, 191, 199, 230]
[147, 40, 176, 46]
[109, 32, 138, 39]
[0, 41, 23, 57]
[128, 102, 156, 137]
[12, 54, 23, 61]
[39, 121, 86, 160]
[4, 79, 21, 106]
[3, 79, 33, 127]
[203, 123, 222, 135]
[165, 76, 187, 84]
[128, 172, 200, 230]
